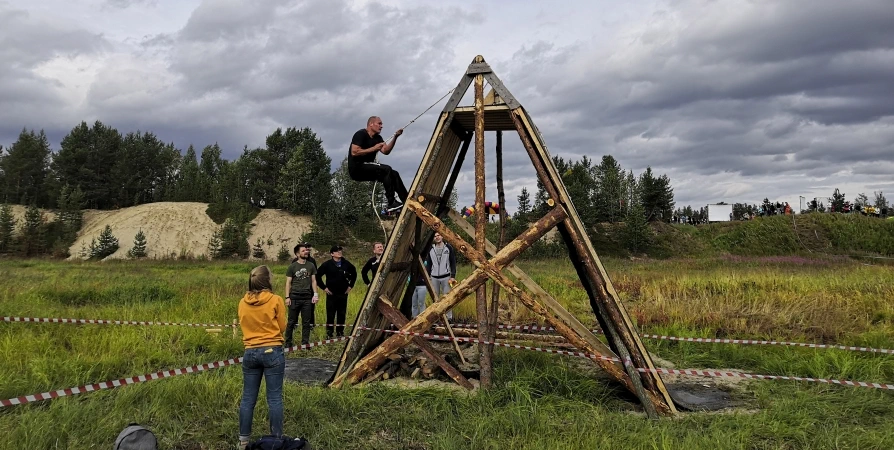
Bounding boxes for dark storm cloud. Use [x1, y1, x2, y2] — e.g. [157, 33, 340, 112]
[486, 0, 894, 206]
[3, 0, 893, 212]
[79, 0, 480, 171]
[0, 4, 108, 146]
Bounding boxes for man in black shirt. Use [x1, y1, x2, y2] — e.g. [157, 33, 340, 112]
[361, 241, 385, 285]
[284, 243, 319, 347]
[316, 245, 357, 338]
[348, 116, 408, 211]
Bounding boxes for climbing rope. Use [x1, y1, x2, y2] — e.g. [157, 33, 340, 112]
[371, 88, 456, 241]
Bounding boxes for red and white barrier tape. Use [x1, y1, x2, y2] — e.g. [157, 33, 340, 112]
[2, 316, 359, 330]
[8, 316, 891, 356]
[0, 336, 349, 408]
[446, 322, 894, 355]
[3, 316, 237, 328]
[360, 327, 894, 391]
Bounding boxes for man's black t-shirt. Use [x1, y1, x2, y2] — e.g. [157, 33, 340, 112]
[348, 128, 384, 172]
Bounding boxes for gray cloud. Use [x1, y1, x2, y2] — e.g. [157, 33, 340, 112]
[2, 0, 893, 212]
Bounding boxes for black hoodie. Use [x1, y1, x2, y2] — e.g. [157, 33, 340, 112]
[316, 258, 357, 294]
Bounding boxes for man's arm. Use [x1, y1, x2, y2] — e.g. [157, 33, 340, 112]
[284, 277, 292, 306]
[380, 129, 403, 155]
[350, 142, 384, 157]
[346, 261, 357, 293]
[311, 271, 319, 304]
[449, 244, 457, 281]
[361, 259, 372, 285]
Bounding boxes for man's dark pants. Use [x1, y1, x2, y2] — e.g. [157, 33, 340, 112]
[325, 294, 349, 338]
[284, 293, 314, 346]
[350, 162, 408, 204]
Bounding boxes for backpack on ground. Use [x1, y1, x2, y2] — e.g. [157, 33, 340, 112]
[247, 434, 310, 450]
[114, 423, 158, 450]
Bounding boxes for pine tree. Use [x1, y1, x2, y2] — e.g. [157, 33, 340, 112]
[622, 178, 651, 253]
[594, 155, 624, 223]
[90, 225, 119, 259]
[208, 229, 223, 259]
[210, 219, 249, 259]
[0, 204, 16, 253]
[277, 244, 291, 262]
[128, 229, 148, 258]
[831, 188, 846, 213]
[874, 191, 888, 210]
[56, 184, 84, 243]
[623, 200, 651, 254]
[515, 188, 531, 220]
[252, 238, 266, 259]
[19, 205, 46, 256]
[0, 129, 52, 207]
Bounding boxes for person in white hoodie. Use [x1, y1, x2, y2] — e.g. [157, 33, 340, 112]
[237, 265, 287, 449]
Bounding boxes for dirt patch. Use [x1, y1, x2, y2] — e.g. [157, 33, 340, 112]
[284, 357, 338, 385]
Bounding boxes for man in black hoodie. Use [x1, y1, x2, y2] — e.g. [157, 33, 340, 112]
[316, 245, 357, 338]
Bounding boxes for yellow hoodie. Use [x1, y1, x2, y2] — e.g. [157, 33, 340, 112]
[238, 290, 286, 348]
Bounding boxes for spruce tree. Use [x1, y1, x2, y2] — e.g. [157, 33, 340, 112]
[277, 244, 291, 262]
[208, 229, 223, 259]
[252, 238, 266, 259]
[128, 229, 148, 258]
[90, 225, 119, 259]
[20, 205, 45, 256]
[0, 204, 16, 253]
[831, 188, 846, 213]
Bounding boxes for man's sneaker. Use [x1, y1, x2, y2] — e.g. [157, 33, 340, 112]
[386, 201, 403, 212]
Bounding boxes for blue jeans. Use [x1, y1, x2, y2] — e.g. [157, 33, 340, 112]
[239, 346, 285, 440]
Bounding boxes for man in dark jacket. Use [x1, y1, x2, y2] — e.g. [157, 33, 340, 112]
[316, 245, 357, 338]
[361, 241, 385, 285]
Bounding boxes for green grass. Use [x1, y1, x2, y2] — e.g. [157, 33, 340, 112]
[1, 258, 893, 449]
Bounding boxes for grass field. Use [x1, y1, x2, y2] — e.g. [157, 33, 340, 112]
[0, 256, 892, 449]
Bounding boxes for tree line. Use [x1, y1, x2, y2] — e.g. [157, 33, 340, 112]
[0, 122, 383, 257]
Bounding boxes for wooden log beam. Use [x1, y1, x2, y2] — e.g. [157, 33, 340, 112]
[375, 297, 474, 390]
[509, 108, 674, 417]
[474, 71, 492, 388]
[337, 201, 566, 386]
[487, 129, 507, 371]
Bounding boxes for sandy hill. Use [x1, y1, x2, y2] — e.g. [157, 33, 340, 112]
[246, 209, 313, 260]
[9, 204, 58, 225]
[68, 202, 312, 260]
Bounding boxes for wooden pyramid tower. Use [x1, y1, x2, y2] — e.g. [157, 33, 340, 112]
[332, 55, 677, 417]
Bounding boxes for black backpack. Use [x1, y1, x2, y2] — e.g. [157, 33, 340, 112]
[247, 435, 310, 450]
[114, 423, 158, 450]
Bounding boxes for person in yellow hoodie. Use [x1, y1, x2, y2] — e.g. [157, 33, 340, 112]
[238, 265, 286, 448]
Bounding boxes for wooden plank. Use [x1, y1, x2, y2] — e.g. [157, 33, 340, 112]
[376, 297, 474, 390]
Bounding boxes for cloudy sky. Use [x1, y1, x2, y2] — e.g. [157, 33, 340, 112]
[2, 0, 893, 213]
